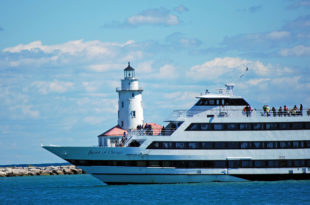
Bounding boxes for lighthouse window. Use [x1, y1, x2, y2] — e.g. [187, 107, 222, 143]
[132, 93, 135, 97]
[121, 101, 124, 108]
[131, 111, 136, 118]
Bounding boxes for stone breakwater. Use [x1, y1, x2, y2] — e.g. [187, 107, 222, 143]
[0, 165, 85, 177]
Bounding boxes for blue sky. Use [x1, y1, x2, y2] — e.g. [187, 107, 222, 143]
[0, 0, 310, 164]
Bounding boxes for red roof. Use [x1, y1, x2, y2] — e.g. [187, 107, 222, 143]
[98, 125, 127, 137]
[143, 123, 163, 135]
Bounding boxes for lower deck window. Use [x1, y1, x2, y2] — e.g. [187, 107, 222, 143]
[68, 159, 310, 169]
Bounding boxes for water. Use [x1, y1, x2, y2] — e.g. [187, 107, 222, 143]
[1, 175, 310, 205]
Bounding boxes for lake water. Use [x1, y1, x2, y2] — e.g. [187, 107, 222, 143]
[1, 175, 310, 204]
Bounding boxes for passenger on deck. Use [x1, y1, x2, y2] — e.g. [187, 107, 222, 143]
[263, 105, 267, 116]
[300, 104, 303, 116]
[121, 132, 127, 145]
[291, 105, 298, 116]
[266, 105, 270, 117]
[272, 107, 276, 117]
[278, 106, 282, 117]
[284, 105, 288, 116]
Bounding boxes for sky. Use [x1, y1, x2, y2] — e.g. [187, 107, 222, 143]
[0, 0, 310, 165]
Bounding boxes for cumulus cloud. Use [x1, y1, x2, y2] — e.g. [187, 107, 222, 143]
[104, 8, 180, 28]
[32, 81, 74, 94]
[88, 63, 124, 72]
[186, 57, 293, 81]
[3, 40, 134, 56]
[174, 5, 189, 13]
[1, 40, 141, 68]
[287, 0, 310, 9]
[266, 31, 291, 39]
[140, 62, 178, 79]
[127, 8, 179, 26]
[279, 45, 310, 56]
[165, 32, 202, 49]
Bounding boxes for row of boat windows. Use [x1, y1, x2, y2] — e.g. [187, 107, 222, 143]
[146, 140, 310, 150]
[195, 98, 249, 106]
[68, 159, 310, 168]
[186, 122, 310, 131]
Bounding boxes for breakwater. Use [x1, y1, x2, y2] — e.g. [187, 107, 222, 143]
[0, 165, 85, 177]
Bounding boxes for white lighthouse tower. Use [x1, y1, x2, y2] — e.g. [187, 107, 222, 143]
[117, 62, 144, 131]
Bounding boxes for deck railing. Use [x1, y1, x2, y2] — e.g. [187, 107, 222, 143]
[169, 108, 310, 120]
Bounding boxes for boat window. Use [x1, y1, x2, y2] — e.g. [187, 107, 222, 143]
[201, 124, 211, 130]
[188, 142, 200, 149]
[287, 160, 294, 167]
[228, 161, 239, 168]
[214, 142, 226, 149]
[292, 122, 304, 129]
[214, 161, 226, 168]
[267, 160, 279, 168]
[294, 160, 305, 167]
[279, 141, 287, 148]
[254, 160, 265, 168]
[136, 161, 146, 167]
[149, 161, 161, 167]
[253, 142, 264, 149]
[306, 160, 310, 167]
[279, 123, 290, 129]
[213, 124, 224, 130]
[240, 123, 251, 130]
[305, 122, 310, 129]
[266, 142, 274, 149]
[226, 98, 249, 106]
[227, 142, 239, 149]
[70, 159, 310, 168]
[201, 142, 213, 149]
[253, 123, 264, 130]
[162, 142, 174, 149]
[227, 123, 238, 130]
[240, 142, 251, 149]
[241, 160, 253, 168]
[175, 142, 186, 149]
[147, 140, 310, 150]
[162, 161, 172, 167]
[209, 99, 215, 105]
[292, 141, 299, 148]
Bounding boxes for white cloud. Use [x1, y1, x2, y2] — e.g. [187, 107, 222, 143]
[32, 81, 74, 94]
[88, 63, 123, 72]
[127, 8, 179, 26]
[266, 31, 290, 39]
[137, 61, 154, 73]
[279, 45, 310, 56]
[157, 65, 178, 79]
[82, 82, 99, 92]
[20, 105, 40, 118]
[187, 57, 270, 80]
[174, 5, 189, 13]
[1, 40, 138, 68]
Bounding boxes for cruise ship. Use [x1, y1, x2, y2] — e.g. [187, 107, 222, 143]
[43, 63, 310, 184]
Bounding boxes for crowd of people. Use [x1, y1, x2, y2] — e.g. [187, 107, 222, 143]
[243, 104, 308, 117]
[261, 104, 304, 117]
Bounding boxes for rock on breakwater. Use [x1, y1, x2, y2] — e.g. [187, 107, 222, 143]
[0, 165, 85, 177]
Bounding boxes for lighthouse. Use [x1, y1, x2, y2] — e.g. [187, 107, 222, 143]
[116, 62, 144, 130]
